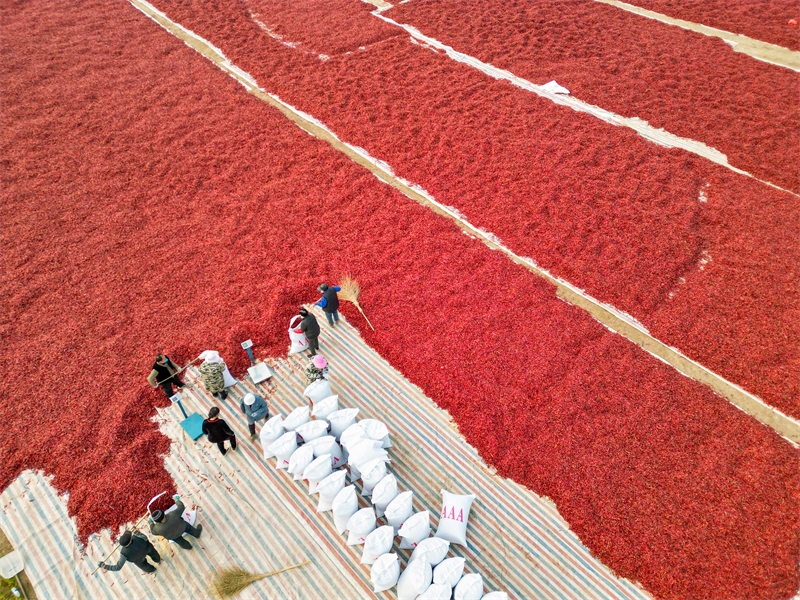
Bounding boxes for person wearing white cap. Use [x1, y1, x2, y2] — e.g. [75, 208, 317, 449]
[240, 392, 269, 440]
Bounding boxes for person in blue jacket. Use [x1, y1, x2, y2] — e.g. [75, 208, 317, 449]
[241, 392, 269, 440]
[316, 283, 341, 327]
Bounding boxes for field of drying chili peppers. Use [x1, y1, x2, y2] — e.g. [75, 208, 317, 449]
[145, 0, 800, 419]
[1, 1, 798, 600]
[622, 0, 800, 51]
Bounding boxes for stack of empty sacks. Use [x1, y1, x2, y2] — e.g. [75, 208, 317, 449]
[258, 393, 506, 599]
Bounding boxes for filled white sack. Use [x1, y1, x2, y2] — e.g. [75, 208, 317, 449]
[398, 510, 431, 550]
[348, 438, 388, 469]
[302, 453, 332, 493]
[370, 553, 400, 594]
[359, 458, 388, 497]
[332, 485, 358, 534]
[295, 420, 329, 443]
[282, 406, 310, 432]
[287, 445, 315, 481]
[288, 315, 309, 354]
[346, 507, 376, 545]
[269, 431, 297, 470]
[454, 573, 484, 600]
[339, 422, 368, 450]
[482, 593, 509, 600]
[397, 555, 432, 600]
[418, 583, 453, 600]
[434, 557, 465, 588]
[308, 435, 345, 468]
[311, 394, 339, 420]
[385, 490, 414, 533]
[358, 418, 391, 448]
[410, 537, 450, 567]
[328, 408, 359, 440]
[361, 526, 395, 565]
[304, 378, 333, 404]
[316, 470, 347, 513]
[259, 414, 284, 459]
[371, 474, 398, 517]
[435, 490, 476, 546]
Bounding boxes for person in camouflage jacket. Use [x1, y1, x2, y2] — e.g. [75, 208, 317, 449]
[199, 359, 227, 400]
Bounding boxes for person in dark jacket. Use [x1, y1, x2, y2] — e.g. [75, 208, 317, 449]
[202, 406, 237, 455]
[147, 353, 185, 399]
[298, 307, 321, 356]
[99, 530, 161, 573]
[149, 494, 203, 550]
[316, 283, 341, 327]
[241, 392, 269, 440]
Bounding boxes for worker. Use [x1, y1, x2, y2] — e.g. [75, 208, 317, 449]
[298, 307, 321, 356]
[241, 392, 269, 440]
[149, 494, 203, 550]
[316, 283, 341, 327]
[147, 352, 185, 399]
[99, 530, 161, 573]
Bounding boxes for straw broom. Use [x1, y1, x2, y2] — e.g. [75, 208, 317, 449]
[210, 561, 311, 599]
[337, 275, 375, 331]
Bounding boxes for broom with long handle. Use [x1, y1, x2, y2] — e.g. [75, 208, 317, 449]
[337, 275, 375, 331]
[210, 560, 312, 598]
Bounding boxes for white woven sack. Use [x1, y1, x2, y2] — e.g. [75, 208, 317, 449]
[399, 510, 431, 550]
[346, 507, 376, 545]
[370, 553, 400, 594]
[385, 491, 413, 533]
[302, 454, 332, 493]
[359, 418, 391, 448]
[283, 406, 310, 432]
[316, 470, 347, 512]
[434, 557, 465, 588]
[259, 414, 284, 459]
[339, 422, 368, 450]
[328, 408, 359, 440]
[288, 315, 308, 354]
[361, 525, 395, 565]
[410, 537, 450, 567]
[308, 435, 345, 468]
[371, 474, 398, 517]
[269, 432, 297, 469]
[311, 394, 339, 420]
[481, 593, 509, 600]
[397, 555, 432, 600]
[332, 485, 358, 534]
[303, 379, 333, 403]
[418, 583, 452, 600]
[359, 458, 388, 497]
[454, 573, 484, 600]
[348, 438, 388, 469]
[435, 490, 476, 546]
[287, 445, 315, 481]
[295, 420, 329, 443]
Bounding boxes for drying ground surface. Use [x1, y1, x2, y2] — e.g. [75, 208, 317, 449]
[1, 1, 798, 600]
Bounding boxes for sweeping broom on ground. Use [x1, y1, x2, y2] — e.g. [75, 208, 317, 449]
[337, 274, 375, 331]
[210, 561, 311, 599]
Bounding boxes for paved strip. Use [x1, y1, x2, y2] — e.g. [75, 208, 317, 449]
[596, 0, 800, 71]
[0, 309, 650, 599]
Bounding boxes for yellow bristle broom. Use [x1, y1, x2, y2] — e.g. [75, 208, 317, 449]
[337, 275, 375, 331]
[210, 560, 311, 598]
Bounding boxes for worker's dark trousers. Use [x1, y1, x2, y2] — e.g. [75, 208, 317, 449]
[307, 335, 320, 356]
[132, 547, 161, 572]
[172, 522, 202, 549]
[160, 376, 184, 399]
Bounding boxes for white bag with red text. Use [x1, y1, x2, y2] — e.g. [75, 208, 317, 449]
[410, 537, 450, 567]
[371, 474, 398, 517]
[418, 583, 453, 600]
[332, 485, 359, 534]
[259, 414, 284, 459]
[346, 507, 377, 545]
[328, 408, 359, 440]
[288, 315, 308, 354]
[302, 454, 332, 493]
[308, 435, 345, 468]
[316, 469, 347, 512]
[435, 490, 476, 546]
[434, 557, 465, 588]
[287, 445, 315, 481]
[359, 458, 388, 497]
[311, 394, 339, 420]
[359, 418, 392, 448]
[269, 432, 297, 469]
[282, 406, 310, 432]
[398, 510, 430, 550]
[385, 490, 414, 533]
[295, 419, 329, 443]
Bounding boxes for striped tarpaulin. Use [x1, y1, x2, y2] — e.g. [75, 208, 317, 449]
[0, 308, 650, 599]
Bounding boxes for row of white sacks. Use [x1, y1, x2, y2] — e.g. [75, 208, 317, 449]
[257, 385, 507, 599]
